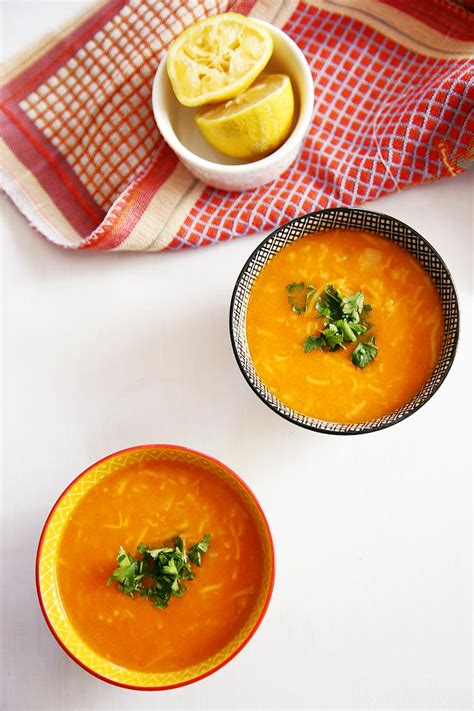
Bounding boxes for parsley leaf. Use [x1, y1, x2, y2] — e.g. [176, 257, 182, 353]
[107, 534, 211, 609]
[316, 284, 343, 321]
[286, 282, 317, 314]
[316, 285, 371, 324]
[286, 282, 307, 314]
[321, 323, 345, 351]
[188, 533, 211, 567]
[350, 321, 371, 336]
[107, 546, 144, 597]
[351, 336, 378, 368]
[333, 319, 371, 342]
[341, 291, 365, 322]
[333, 319, 357, 343]
[303, 335, 325, 352]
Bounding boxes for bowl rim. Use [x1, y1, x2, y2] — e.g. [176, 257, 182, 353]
[36, 443, 275, 691]
[151, 18, 314, 175]
[229, 207, 460, 436]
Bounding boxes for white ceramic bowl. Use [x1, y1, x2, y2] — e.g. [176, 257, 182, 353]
[152, 19, 314, 192]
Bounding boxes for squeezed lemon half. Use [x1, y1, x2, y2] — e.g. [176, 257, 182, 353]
[166, 13, 273, 107]
[194, 74, 295, 160]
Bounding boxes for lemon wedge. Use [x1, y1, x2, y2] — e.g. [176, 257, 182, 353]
[166, 13, 273, 107]
[195, 74, 295, 160]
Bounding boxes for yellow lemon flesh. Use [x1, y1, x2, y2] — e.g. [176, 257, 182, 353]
[167, 13, 273, 107]
[195, 74, 295, 160]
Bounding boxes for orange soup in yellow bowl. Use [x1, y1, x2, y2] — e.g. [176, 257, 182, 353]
[230, 209, 459, 435]
[36, 445, 274, 690]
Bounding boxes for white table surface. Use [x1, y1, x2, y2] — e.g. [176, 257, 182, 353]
[1, 3, 473, 710]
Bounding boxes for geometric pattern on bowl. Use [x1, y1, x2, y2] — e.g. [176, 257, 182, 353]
[36, 445, 275, 690]
[230, 208, 459, 435]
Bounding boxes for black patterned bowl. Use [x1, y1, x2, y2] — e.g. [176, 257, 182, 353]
[229, 208, 459, 435]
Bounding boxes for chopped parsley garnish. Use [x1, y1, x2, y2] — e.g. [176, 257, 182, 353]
[351, 337, 378, 368]
[303, 335, 325, 352]
[315, 284, 344, 321]
[321, 322, 345, 351]
[286, 281, 316, 314]
[107, 534, 211, 609]
[287, 282, 377, 368]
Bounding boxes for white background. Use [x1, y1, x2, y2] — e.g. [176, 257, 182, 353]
[1, 2, 472, 710]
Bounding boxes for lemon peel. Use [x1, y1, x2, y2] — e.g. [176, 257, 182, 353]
[195, 74, 295, 160]
[167, 13, 273, 107]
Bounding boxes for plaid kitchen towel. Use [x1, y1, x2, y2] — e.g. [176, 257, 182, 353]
[1, 0, 473, 251]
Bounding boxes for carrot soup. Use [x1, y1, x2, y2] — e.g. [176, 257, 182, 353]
[56, 458, 267, 673]
[246, 229, 443, 423]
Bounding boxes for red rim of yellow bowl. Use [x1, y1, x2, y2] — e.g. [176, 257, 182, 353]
[36, 444, 275, 691]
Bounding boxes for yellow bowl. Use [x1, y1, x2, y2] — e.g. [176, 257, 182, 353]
[36, 444, 275, 690]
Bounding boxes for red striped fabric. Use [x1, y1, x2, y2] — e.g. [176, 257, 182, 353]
[1, 0, 473, 251]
